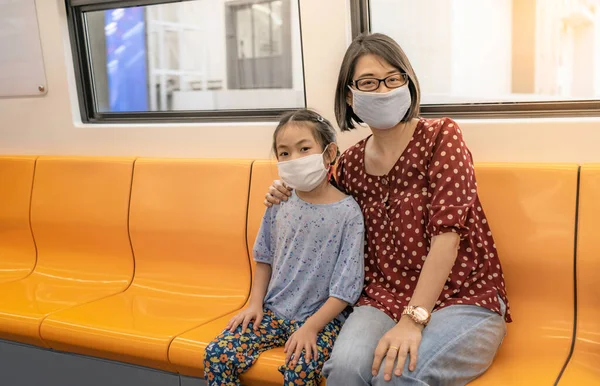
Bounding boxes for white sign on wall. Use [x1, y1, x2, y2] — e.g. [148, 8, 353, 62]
[0, 0, 47, 97]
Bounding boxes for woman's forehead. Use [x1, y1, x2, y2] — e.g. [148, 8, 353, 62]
[354, 54, 397, 77]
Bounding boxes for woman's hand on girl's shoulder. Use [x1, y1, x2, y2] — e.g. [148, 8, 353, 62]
[264, 180, 292, 207]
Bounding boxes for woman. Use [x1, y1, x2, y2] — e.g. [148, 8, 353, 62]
[265, 33, 511, 386]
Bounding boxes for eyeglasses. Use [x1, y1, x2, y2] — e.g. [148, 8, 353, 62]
[351, 73, 408, 92]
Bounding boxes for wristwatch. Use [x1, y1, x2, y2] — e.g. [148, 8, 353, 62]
[402, 305, 431, 326]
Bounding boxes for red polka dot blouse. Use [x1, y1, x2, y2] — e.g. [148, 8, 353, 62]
[334, 117, 511, 322]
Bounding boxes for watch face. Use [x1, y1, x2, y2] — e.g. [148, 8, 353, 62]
[413, 307, 430, 321]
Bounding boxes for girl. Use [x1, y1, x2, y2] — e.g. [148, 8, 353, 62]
[265, 33, 511, 386]
[204, 109, 365, 386]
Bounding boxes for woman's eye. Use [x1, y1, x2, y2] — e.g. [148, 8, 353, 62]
[279, 152, 288, 157]
[300, 147, 310, 152]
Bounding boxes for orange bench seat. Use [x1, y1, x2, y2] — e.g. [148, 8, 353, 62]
[169, 161, 290, 385]
[468, 164, 577, 385]
[0, 157, 135, 347]
[558, 165, 600, 385]
[0, 156, 37, 283]
[40, 159, 253, 372]
[170, 162, 579, 386]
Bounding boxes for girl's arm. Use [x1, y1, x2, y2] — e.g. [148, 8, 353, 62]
[284, 297, 349, 366]
[228, 206, 277, 333]
[302, 297, 348, 332]
[227, 262, 272, 333]
[304, 210, 365, 331]
[286, 210, 365, 366]
[248, 262, 272, 308]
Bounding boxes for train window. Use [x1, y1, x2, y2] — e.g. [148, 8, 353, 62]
[352, 0, 600, 118]
[66, 0, 305, 123]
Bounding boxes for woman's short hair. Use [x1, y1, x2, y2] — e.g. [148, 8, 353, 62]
[335, 33, 421, 131]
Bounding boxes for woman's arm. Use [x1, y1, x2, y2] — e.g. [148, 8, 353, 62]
[407, 232, 459, 312]
[373, 118, 475, 380]
[412, 118, 473, 312]
[371, 233, 459, 380]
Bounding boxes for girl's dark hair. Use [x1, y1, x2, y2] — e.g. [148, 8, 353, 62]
[273, 109, 340, 164]
[335, 32, 421, 131]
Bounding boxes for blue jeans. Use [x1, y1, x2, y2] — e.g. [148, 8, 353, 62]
[322, 300, 506, 386]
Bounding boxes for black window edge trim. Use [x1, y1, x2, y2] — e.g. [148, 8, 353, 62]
[422, 101, 600, 119]
[350, 0, 370, 39]
[70, 0, 182, 12]
[350, 0, 600, 119]
[87, 109, 300, 124]
[65, 0, 307, 124]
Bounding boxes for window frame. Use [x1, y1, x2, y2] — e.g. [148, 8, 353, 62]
[350, 0, 600, 119]
[65, 0, 306, 124]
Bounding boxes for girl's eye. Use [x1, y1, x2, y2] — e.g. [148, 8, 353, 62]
[300, 147, 310, 152]
[279, 152, 288, 157]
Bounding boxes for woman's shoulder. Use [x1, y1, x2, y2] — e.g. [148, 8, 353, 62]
[417, 117, 465, 146]
[417, 116, 459, 128]
[339, 137, 369, 163]
[419, 117, 462, 134]
[332, 137, 368, 186]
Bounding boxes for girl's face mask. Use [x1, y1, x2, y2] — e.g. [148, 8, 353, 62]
[277, 145, 331, 192]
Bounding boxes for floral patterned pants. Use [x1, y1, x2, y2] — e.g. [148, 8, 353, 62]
[204, 308, 341, 386]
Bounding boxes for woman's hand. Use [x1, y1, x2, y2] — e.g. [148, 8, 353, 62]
[372, 317, 423, 380]
[284, 324, 319, 366]
[226, 304, 264, 333]
[264, 180, 292, 207]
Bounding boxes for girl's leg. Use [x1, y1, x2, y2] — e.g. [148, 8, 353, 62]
[204, 309, 286, 386]
[278, 319, 342, 386]
[372, 300, 507, 386]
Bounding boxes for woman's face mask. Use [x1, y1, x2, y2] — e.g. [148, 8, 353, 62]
[277, 145, 331, 192]
[349, 83, 412, 130]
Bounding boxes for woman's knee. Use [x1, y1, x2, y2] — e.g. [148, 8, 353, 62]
[323, 306, 396, 384]
[371, 306, 506, 386]
[372, 370, 430, 386]
[322, 347, 374, 384]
